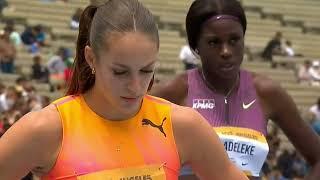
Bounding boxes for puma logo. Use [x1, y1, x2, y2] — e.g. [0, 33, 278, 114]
[142, 118, 167, 137]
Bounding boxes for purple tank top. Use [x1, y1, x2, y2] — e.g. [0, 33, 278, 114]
[186, 69, 267, 135]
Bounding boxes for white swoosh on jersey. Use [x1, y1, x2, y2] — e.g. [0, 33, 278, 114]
[242, 99, 256, 109]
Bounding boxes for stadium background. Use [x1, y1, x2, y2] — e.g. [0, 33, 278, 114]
[0, 0, 319, 179]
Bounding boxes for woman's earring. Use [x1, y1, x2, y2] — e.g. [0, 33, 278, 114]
[91, 67, 96, 75]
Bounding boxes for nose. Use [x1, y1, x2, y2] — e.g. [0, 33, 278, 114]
[127, 74, 141, 95]
[220, 43, 232, 59]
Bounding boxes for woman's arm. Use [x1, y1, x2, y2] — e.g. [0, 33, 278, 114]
[150, 73, 188, 105]
[0, 105, 61, 179]
[255, 75, 320, 180]
[172, 105, 248, 180]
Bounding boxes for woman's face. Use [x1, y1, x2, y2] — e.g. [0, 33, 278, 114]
[197, 18, 244, 79]
[88, 32, 158, 115]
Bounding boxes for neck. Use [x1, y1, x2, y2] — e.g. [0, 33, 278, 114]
[200, 69, 240, 97]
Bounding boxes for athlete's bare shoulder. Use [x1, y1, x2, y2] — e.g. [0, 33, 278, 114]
[170, 103, 203, 128]
[0, 104, 62, 178]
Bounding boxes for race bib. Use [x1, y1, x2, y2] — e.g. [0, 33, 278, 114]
[78, 164, 166, 180]
[214, 127, 269, 177]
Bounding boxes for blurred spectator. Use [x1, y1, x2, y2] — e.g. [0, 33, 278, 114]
[0, 117, 4, 136]
[0, 0, 8, 17]
[90, 0, 107, 6]
[268, 167, 281, 180]
[0, 82, 5, 95]
[15, 77, 28, 96]
[309, 97, 320, 135]
[283, 40, 295, 57]
[15, 77, 27, 87]
[0, 80, 51, 141]
[0, 30, 16, 73]
[31, 55, 49, 83]
[4, 20, 22, 48]
[291, 152, 308, 178]
[63, 48, 73, 84]
[0, 83, 5, 120]
[70, 8, 82, 30]
[47, 47, 67, 73]
[34, 24, 48, 47]
[28, 95, 42, 111]
[41, 95, 50, 107]
[20, 27, 37, 55]
[179, 44, 198, 70]
[41, 0, 68, 2]
[309, 61, 320, 85]
[273, 40, 297, 70]
[22, 81, 37, 99]
[15, 77, 39, 105]
[262, 31, 283, 62]
[277, 149, 295, 179]
[0, 86, 20, 113]
[64, 59, 73, 85]
[297, 60, 312, 84]
[267, 127, 281, 158]
[21, 26, 36, 45]
[47, 47, 67, 80]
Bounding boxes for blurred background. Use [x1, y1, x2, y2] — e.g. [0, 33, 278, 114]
[0, 0, 319, 179]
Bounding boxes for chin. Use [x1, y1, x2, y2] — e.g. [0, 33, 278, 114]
[119, 104, 141, 118]
[218, 70, 239, 79]
[119, 98, 142, 113]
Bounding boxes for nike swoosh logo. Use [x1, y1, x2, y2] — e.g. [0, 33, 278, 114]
[242, 162, 248, 166]
[242, 99, 256, 109]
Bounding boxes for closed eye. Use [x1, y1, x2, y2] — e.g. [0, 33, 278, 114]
[140, 69, 154, 74]
[113, 70, 128, 75]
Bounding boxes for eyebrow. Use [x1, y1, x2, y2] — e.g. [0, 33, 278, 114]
[112, 60, 156, 69]
[202, 32, 241, 38]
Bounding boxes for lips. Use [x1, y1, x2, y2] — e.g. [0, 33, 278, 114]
[121, 96, 138, 100]
[121, 96, 141, 103]
[220, 63, 235, 72]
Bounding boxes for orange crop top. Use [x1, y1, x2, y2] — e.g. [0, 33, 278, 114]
[42, 95, 180, 180]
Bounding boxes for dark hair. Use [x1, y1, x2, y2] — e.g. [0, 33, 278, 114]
[33, 24, 43, 33]
[5, 19, 15, 27]
[16, 77, 27, 84]
[285, 40, 291, 46]
[317, 97, 320, 110]
[4, 26, 14, 33]
[186, 0, 247, 50]
[304, 60, 311, 66]
[0, 83, 5, 91]
[33, 55, 41, 63]
[67, 0, 159, 95]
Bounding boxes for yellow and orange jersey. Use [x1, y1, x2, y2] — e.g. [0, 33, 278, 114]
[42, 95, 180, 180]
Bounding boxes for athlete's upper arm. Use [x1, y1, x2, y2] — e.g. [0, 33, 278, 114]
[172, 106, 248, 180]
[255, 74, 320, 166]
[149, 73, 188, 105]
[0, 105, 61, 179]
